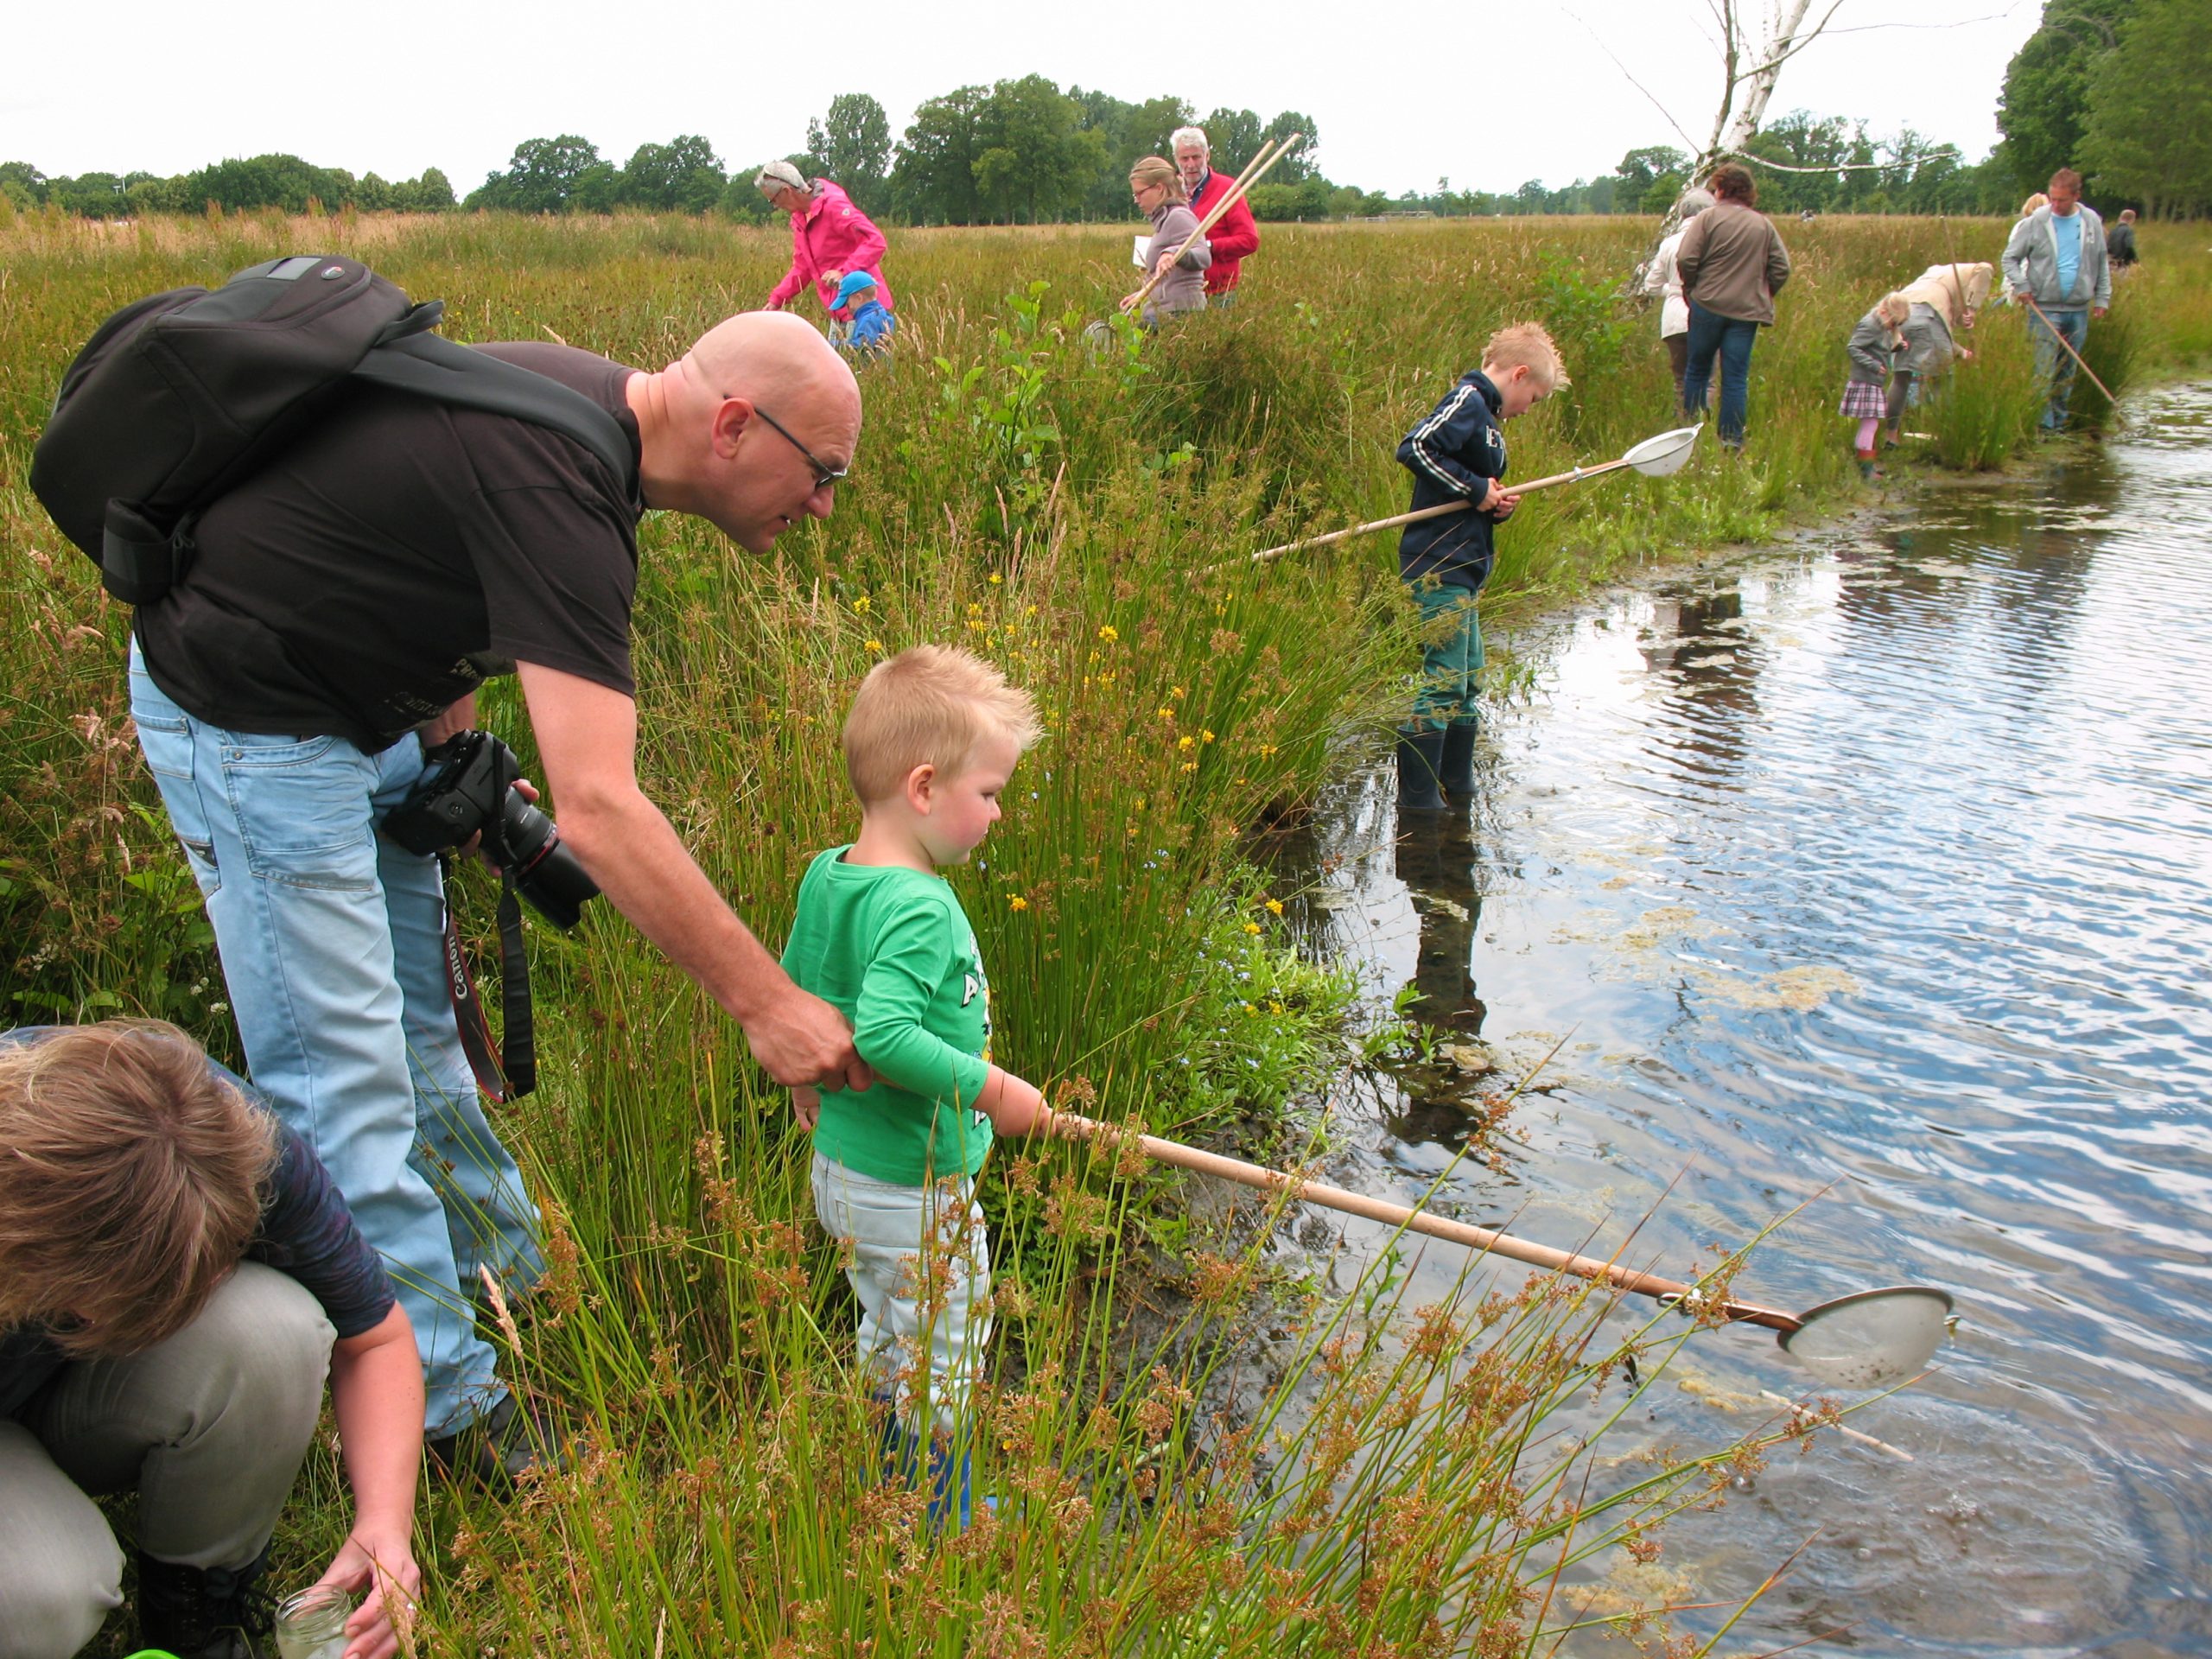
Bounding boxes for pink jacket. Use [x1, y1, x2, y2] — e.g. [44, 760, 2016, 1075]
[766, 181, 893, 318]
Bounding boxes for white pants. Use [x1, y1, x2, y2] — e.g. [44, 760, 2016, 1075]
[810, 1152, 991, 1434]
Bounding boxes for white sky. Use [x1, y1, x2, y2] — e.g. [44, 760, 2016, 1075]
[6, 0, 2038, 198]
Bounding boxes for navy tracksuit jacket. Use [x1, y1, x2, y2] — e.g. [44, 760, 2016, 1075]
[1396, 370, 1508, 590]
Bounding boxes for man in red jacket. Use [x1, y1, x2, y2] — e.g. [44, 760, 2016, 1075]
[1173, 127, 1261, 308]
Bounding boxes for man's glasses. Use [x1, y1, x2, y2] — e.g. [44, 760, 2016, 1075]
[751, 405, 848, 493]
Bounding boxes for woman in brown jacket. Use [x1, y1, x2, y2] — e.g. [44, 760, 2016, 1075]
[1675, 162, 1792, 449]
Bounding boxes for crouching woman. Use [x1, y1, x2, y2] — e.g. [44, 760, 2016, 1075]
[0, 1021, 421, 1659]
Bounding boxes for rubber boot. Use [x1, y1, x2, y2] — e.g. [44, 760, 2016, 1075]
[136, 1546, 273, 1659]
[875, 1389, 977, 1530]
[1395, 730, 1446, 813]
[1440, 722, 1478, 798]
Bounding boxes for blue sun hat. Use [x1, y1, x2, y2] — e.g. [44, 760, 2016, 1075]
[832, 270, 880, 309]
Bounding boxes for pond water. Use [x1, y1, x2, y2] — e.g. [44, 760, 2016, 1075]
[1288, 385, 2212, 1656]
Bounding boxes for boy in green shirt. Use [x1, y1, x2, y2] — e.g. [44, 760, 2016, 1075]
[783, 644, 1051, 1528]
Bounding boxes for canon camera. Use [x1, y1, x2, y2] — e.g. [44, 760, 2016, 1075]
[385, 730, 598, 930]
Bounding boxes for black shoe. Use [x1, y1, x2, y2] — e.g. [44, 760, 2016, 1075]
[1439, 723, 1478, 797]
[137, 1546, 274, 1659]
[426, 1390, 565, 1491]
[1395, 730, 1447, 813]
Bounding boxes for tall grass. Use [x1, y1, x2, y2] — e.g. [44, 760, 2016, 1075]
[3, 211, 2208, 1652]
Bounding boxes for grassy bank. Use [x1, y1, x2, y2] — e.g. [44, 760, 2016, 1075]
[3, 212, 2208, 1653]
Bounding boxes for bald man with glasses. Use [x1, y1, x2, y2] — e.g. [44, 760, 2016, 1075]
[123, 310, 873, 1485]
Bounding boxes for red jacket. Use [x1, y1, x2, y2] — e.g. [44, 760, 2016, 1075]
[766, 181, 894, 319]
[1187, 169, 1260, 296]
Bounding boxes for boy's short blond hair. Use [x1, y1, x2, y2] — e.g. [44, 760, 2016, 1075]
[844, 645, 1044, 805]
[0, 1020, 276, 1357]
[1481, 321, 1570, 391]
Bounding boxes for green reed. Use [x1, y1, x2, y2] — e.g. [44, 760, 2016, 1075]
[5, 210, 2209, 1654]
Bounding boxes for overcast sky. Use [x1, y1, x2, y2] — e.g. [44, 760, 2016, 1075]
[9, 0, 2037, 198]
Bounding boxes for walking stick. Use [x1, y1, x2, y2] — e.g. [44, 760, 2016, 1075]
[2019, 292, 2119, 406]
[1043, 1108, 1952, 1389]
[1123, 134, 1302, 317]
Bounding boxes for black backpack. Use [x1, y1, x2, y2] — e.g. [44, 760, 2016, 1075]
[30, 255, 637, 605]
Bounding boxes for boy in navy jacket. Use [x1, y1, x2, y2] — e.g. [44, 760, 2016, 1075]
[1394, 323, 1567, 810]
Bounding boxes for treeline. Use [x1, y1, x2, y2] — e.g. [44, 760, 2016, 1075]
[16, 32, 2202, 232]
[1996, 0, 2208, 218]
[0, 156, 454, 219]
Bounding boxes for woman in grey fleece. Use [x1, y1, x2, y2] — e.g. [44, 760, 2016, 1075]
[1121, 156, 1211, 327]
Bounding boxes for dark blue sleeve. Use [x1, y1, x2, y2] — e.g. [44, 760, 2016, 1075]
[1397, 383, 1502, 501]
[247, 1121, 398, 1341]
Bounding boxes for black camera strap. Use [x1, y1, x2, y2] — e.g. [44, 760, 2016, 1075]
[494, 876, 537, 1096]
[437, 855, 538, 1101]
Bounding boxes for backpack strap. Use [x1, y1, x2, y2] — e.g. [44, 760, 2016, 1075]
[349, 332, 639, 493]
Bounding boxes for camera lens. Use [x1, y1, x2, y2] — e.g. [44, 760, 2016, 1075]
[497, 787, 599, 931]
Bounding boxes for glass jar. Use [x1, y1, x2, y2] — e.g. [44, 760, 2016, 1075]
[274, 1585, 353, 1659]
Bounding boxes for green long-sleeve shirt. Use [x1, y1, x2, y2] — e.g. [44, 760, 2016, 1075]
[781, 846, 995, 1184]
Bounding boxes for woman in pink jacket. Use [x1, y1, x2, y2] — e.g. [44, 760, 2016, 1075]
[755, 161, 894, 328]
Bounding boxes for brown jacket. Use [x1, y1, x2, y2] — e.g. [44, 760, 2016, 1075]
[1675, 201, 1792, 326]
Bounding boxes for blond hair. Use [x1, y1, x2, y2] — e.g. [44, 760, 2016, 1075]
[844, 645, 1044, 805]
[1875, 290, 1913, 327]
[1481, 321, 1571, 391]
[2020, 192, 2049, 217]
[0, 1021, 276, 1357]
[1129, 156, 1187, 204]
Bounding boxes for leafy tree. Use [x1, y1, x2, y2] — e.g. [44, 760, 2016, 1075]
[1198, 107, 1264, 175]
[1613, 145, 1688, 206]
[399, 168, 455, 212]
[0, 162, 47, 208]
[892, 85, 989, 225]
[971, 75, 1099, 224]
[1261, 111, 1318, 181]
[620, 135, 725, 213]
[806, 94, 892, 208]
[468, 135, 603, 213]
[1997, 0, 2133, 197]
[2081, 0, 2212, 216]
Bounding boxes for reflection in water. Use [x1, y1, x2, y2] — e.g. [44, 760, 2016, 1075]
[1296, 385, 2212, 1656]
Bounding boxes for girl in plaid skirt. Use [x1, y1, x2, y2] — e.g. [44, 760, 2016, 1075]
[1841, 292, 1910, 479]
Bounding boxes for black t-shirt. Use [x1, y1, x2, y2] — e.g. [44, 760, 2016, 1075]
[134, 343, 645, 753]
[1, 1031, 397, 1419]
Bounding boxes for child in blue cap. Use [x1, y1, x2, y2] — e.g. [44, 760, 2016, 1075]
[831, 270, 896, 359]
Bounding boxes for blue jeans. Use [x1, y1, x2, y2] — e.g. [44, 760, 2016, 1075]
[2028, 304, 2089, 429]
[1405, 578, 1484, 734]
[129, 646, 543, 1435]
[1682, 301, 1761, 447]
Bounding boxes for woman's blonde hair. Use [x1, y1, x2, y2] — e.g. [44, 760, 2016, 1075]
[1876, 290, 1913, 327]
[2020, 192, 2049, 217]
[844, 645, 1044, 804]
[1129, 156, 1186, 204]
[1482, 321, 1572, 391]
[0, 1021, 276, 1357]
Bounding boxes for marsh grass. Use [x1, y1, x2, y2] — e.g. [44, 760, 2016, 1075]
[4, 210, 2208, 1652]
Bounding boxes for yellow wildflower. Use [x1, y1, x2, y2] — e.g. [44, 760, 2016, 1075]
[1098, 624, 1120, 642]
[1157, 707, 1176, 721]
[1200, 729, 1215, 744]
[1265, 899, 1284, 916]
[1243, 922, 1262, 936]
[1008, 894, 1030, 912]
[988, 571, 1004, 585]
[1180, 761, 1198, 773]
[1177, 734, 1195, 751]
[864, 639, 884, 653]
[851, 594, 873, 614]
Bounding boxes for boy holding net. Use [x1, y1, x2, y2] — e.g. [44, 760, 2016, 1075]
[783, 645, 1054, 1529]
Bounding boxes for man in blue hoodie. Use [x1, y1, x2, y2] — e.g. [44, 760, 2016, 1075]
[1394, 323, 1567, 811]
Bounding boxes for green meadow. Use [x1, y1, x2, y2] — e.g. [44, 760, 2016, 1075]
[3, 207, 2207, 1654]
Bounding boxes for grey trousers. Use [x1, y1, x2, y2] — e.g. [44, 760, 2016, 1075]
[0, 1263, 334, 1659]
